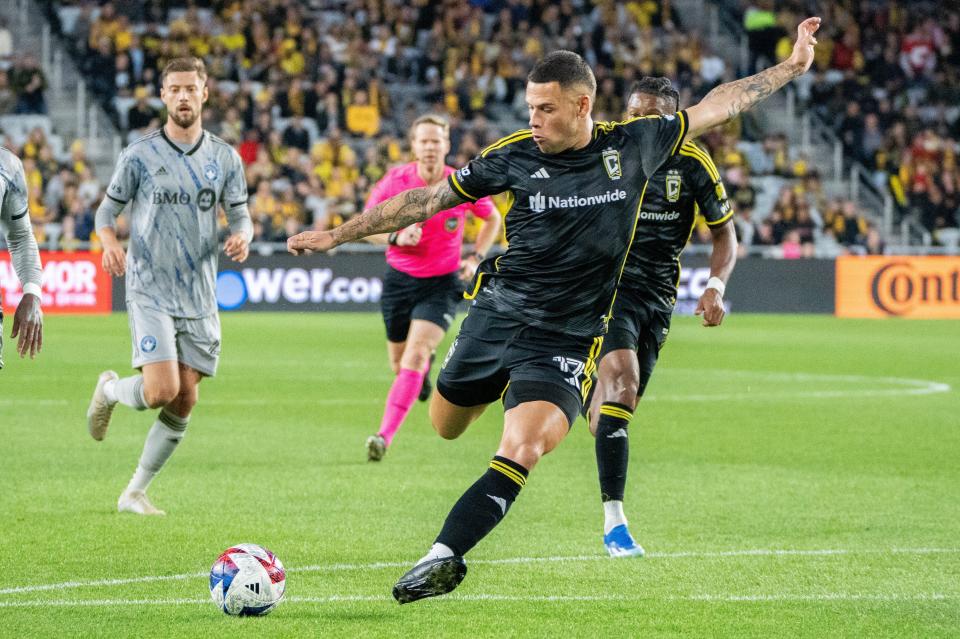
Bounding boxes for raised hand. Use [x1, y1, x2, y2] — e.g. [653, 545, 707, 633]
[789, 17, 821, 74]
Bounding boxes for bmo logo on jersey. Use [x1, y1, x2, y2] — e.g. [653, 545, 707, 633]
[152, 187, 217, 211]
[528, 189, 628, 213]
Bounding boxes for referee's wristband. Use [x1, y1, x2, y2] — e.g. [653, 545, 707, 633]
[705, 277, 725, 298]
[22, 283, 42, 299]
[387, 232, 399, 246]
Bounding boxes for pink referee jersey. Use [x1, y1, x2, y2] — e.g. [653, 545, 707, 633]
[365, 162, 497, 278]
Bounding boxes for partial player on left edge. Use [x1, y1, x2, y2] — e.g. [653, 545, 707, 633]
[0, 145, 44, 369]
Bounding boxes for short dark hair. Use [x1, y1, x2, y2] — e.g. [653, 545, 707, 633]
[628, 76, 680, 112]
[527, 51, 596, 98]
[161, 57, 207, 84]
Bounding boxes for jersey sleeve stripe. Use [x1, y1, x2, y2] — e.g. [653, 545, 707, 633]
[679, 145, 720, 182]
[11, 208, 27, 220]
[682, 142, 722, 180]
[106, 193, 128, 205]
[228, 201, 247, 208]
[706, 209, 734, 226]
[670, 110, 688, 157]
[449, 173, 478, 201]
[480, 130, 532, 157]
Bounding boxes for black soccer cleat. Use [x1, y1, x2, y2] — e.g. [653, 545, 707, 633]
[418, 374, 433, 402]
[392, 556, 467, 604]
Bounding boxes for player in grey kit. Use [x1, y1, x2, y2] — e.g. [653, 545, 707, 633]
[87, 57, 252, 515]
[0, 147, 43, 367]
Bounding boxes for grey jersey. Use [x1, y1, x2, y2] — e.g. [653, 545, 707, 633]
[96, 129, 251, 318]
[0, 146, 42, 306]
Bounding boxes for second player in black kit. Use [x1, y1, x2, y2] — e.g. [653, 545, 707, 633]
[588, 77, 737, 558]
[603, 125, 732, 385]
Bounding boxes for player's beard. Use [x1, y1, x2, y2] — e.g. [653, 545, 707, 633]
[170, 106, 199, 129]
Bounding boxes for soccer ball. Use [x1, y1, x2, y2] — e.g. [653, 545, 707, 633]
[209, 543, 286, 616]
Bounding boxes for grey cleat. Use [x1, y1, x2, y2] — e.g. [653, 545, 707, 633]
[366, 434, 387, 462]
[87, 370, 119, 441]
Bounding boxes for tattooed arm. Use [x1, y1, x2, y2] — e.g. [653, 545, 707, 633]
[684, 17, 821, 141]
[287, 180, 467, 255]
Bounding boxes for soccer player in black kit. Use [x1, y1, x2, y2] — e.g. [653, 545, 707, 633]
[288, 17, 821, 603]
[587, 77, 738, 558]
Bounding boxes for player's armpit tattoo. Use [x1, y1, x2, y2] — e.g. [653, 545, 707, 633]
[331, 182, 468, 244]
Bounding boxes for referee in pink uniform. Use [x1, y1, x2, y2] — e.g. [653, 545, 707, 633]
[365, 114, 501, 461]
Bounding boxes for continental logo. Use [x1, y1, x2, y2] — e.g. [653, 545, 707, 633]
[836, 256, 960, 319]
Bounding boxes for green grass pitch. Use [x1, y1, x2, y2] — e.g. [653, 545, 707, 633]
[1, 312, 958, 637]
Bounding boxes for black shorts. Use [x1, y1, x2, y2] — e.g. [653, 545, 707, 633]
[601, 288, 673, 397]
[380, 266, 462, 343]
[436, 305, 603, 427]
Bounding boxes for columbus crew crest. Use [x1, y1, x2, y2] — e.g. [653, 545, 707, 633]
[602, 148, 622, 180]
[665, 170, 682, 202]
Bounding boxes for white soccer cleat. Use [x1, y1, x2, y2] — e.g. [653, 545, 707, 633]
[87, 370, 119, 441]
[117, 490, 166, 516]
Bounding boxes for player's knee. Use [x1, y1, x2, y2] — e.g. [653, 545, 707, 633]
[400, 342, 431, 372]
[498, 440, 546, 470]
[143, 383, 178, 408]
[429, 412, 463, 440]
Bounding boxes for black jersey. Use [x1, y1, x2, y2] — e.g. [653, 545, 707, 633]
[449, 111, 688, 338]
[619, 141, 733, 308]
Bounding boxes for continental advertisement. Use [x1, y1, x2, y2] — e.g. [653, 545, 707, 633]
[836, 256, 960, 319]
[0, 251, 112, 314]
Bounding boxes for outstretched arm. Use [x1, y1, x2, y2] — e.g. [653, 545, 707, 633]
[288, 180, 466, 254]
[685, 17, 821, 141]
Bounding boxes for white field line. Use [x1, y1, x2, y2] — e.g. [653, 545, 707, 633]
[0, 592, 955, 608]
[2, 547, 958, 597]
[6, 373, 947, 408]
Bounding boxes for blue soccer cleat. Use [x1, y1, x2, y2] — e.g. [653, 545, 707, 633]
[603, 524, 645, 558]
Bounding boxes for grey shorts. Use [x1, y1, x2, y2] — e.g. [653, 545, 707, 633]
[128, 302, 221, 377]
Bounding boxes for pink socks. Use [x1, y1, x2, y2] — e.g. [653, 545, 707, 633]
[378, 368, 426, 446]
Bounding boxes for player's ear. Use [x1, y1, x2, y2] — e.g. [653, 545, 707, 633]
[201, 83, 209, 104]
[578, 94, 591, 119]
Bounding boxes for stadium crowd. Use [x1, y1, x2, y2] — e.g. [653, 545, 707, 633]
[740, 0, 960, 243]
[1, 0, 957, 255]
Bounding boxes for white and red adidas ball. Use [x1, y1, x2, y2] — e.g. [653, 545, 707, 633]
[209, 543, 286, 616]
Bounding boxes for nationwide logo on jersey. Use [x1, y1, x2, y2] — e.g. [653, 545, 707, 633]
[203, 161, 220, 182]
[666, 170, 682, 202]
[528, 189, 628, 213]
[602, 148, 622, 181]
